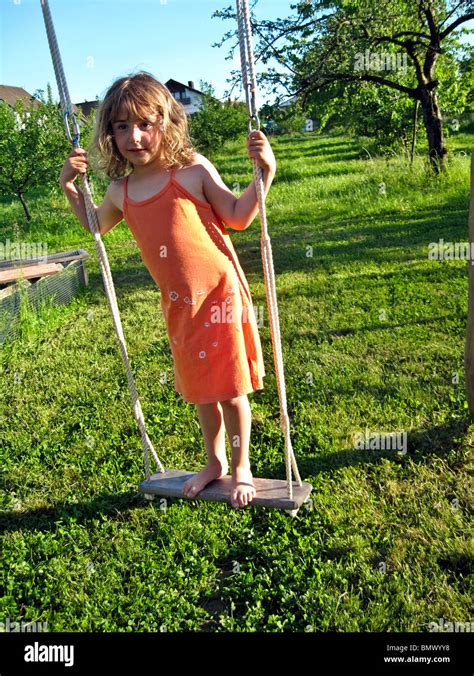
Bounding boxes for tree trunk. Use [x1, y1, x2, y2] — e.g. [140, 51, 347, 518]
[17, 191, 31, 221]
[465, 151, 474, 414]
[419, 87, 447, 173]
[410, 100, 419, 165]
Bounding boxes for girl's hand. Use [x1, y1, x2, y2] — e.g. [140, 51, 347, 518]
[60, 147, 88, 186]
[247, 130, 276, 176]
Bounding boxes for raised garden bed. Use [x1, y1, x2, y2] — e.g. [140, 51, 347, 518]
[0, 249, 89, 344]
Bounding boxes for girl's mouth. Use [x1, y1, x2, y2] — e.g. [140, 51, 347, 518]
[129, 149, 146, 154]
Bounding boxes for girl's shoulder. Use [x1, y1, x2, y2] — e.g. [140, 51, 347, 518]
[192, 152, 212, 170]
[189, 151, 203, 165]
[173, 154, 209, 204]
[108, 177, 126, 213]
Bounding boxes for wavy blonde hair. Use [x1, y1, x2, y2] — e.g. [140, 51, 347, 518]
[89, 71, 196, 179]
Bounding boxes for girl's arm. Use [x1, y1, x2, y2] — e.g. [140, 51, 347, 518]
[60, 148, 123, 235]
[61, 181, 123, 236]
[201, 130, 276, 231]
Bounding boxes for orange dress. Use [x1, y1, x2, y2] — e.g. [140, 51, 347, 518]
[122, 167, 266, 404]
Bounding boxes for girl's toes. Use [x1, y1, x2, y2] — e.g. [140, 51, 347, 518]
[183, 482, 195, 497]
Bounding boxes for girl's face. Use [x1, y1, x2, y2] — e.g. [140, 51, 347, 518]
[111, 106, 163, 168]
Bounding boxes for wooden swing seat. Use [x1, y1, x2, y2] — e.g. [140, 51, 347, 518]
[138, 469, 313, 513]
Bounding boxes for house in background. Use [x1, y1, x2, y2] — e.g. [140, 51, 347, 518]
[0, 85, 41, 109]
[74, 100, 99, 118]
[73, 80, 204, 120]
[165, 79, 204, 115]
[0, 84, 86, 123]
[2, 79, 207, 121]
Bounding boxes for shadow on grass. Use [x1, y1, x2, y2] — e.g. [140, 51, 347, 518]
[283, 313, 463, 348]
[234, 205, 469, 275]
[79, 201, 469, 298]
[0, 490, 144, 534]
[1, 414, 470, 535]
[276, 150, 362, 164]
[273, 415, 471, 481]
[271, 137, 351, 152]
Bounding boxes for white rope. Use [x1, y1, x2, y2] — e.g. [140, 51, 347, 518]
[40, 0, 163, 480]
[236, 0, 303, 498]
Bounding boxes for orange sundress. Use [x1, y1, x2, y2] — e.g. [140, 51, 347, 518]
[122, 166, 266, 405]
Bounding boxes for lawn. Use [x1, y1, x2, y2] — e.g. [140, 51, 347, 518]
[0, 129, 472, 632]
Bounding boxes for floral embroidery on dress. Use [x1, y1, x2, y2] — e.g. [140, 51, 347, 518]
[212, 341, 218, 347]
[184, 296, 196, 305]
[203, 322, 210, 328]
[199, 351, 206, 359]
[169, 291, 179, 301]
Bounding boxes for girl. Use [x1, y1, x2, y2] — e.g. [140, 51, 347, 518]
[60, 71, 276, 508]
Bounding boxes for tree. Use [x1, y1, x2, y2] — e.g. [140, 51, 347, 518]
[214, 0, 474, 172]
[189, 82, 249, 155]
[0, 85, 70, 219]
[260, 99, 308, 134]
[308, 43, 471, 157]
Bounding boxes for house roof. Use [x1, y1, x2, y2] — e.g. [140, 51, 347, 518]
[74, 100, 99, 117]
[0, 85, 42, 109]
[165, 79, 203, 96]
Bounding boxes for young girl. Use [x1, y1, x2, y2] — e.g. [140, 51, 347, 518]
[60, 71, 276, 509]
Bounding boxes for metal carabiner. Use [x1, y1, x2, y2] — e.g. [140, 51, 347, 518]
[64, 110, 81, 147]
[247, 112, 260, 134]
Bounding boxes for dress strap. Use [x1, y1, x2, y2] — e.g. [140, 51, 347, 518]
[123, 174, 130, 202]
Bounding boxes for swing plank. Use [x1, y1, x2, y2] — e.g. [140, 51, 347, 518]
[138, 469, 313, 511]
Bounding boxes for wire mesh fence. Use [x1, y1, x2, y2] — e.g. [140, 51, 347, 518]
[0, 249, 89, 344]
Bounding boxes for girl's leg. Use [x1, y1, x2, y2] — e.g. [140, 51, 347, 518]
[219, 394, 256, 508]
[182, 401, 229, 498]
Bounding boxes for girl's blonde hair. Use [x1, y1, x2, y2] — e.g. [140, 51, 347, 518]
[89, 71, 196, 179]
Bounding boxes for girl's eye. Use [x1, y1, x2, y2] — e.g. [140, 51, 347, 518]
[114, 121, 152, 131]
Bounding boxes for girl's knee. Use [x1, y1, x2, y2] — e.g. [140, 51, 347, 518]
[220, 394, 250, 409]
[196, 401, 221, 412]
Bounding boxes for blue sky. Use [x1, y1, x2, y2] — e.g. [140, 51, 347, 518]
[1, 1, 472, 109]
[0, 0, 299, 107]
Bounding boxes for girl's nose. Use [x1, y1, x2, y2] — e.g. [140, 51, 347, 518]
[131, 125, 142, 141]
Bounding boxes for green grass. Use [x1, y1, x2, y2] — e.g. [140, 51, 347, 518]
[0, 131, 472, 632]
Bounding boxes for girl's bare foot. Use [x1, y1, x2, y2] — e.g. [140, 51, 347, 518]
[183, 459, 228, 498]
[231, 465, 256, 508]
